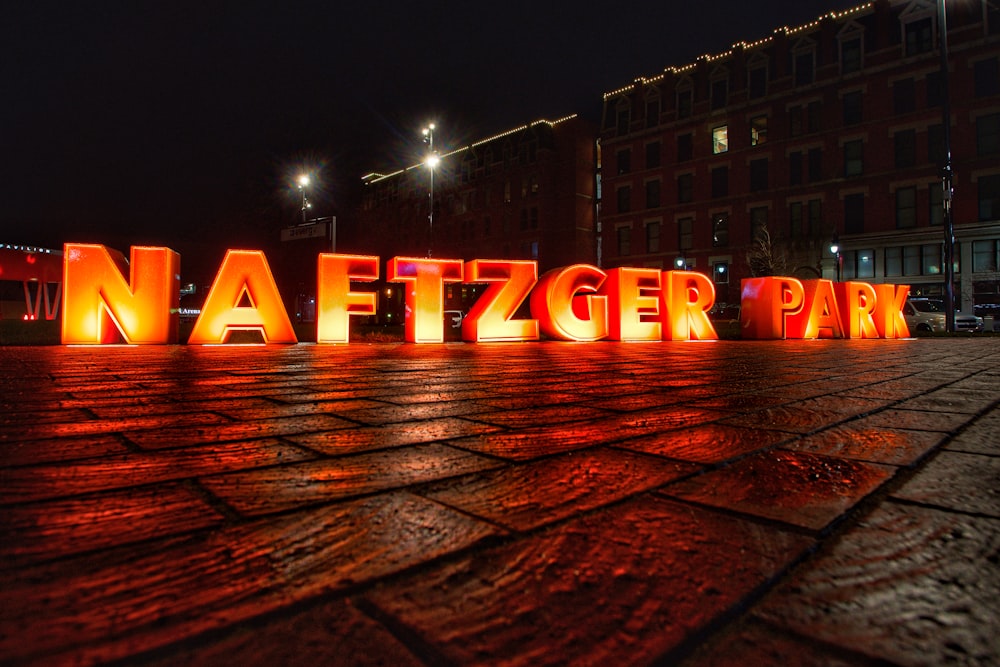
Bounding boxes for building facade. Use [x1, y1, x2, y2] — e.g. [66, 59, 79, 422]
[599, 0, 1000, 314]
[357, 115, 596, 320]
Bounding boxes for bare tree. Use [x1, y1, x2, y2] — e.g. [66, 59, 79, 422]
[746, 226, 787, 277]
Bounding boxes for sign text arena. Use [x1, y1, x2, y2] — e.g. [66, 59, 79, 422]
[60, 243, 911, 345]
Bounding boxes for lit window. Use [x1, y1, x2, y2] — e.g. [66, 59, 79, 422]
[750, 116, 767, 146]
[712, 126, 728, 154]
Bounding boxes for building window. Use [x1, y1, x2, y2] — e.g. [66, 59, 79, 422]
[894, 129, 916, 168]
[905, 17, 933, 56]
[750, 158, 768, 192]
[617, 226, 631, 256]
[530, 207, 538, 229]
[616, 105, 631, 135]
[617, 186, 631, 214]
[893, 78, 916, 114]
[677, 88, 693, 119]
[712, 126, 728, 154]
[980, 174, 1000, 221]
[926, 70, 942, 107]
[646, 221, 661, 253]
[808, 148, 822, 182]
[789, 201, 803, 239]
[677, 173, 693, 203]
[789, 151, 803, 186]
[975, 58, 1000, 97]
[678, 217, 694, 252]
[645, 179, 661, 209]
[807, 101, 821, 134]
[645, 141, 661, 169]
[677, 133, 693, 162]
[921, 244, 942, 275]
[904, 245, 921, 275]
[929, 182, 943, 226]
[646, 97, 661, 128]
[748, 66, 767, 99]
[714, 262, 729, 284]
[972, 240, 999, 272]
[928, 124, 946, 164]
[843, 91, 862, 125]
[750, 115, 767, 146]
[711, 77, 728, 110]
[808, 199, 822, 236]
[789, 105, 803, 137]
[847, 249, 876, 279]
[844, 140, 864, 177]
[750, 206, 769, 237]
[711, 166, 728, 198]
[520, 209, 528, 230]
[617, 148, 631, 175]
[845, 193, 865, 234]
[794, 51, 815, 86]
[885, 247, 902, 277]
[712, 213, 729, 247]
[841, 37, 862, 74]
[977, 113, 1000, 156]
[896, 187, 917, 228]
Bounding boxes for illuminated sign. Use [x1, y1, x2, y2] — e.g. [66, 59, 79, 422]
[59, 244, 910, 345]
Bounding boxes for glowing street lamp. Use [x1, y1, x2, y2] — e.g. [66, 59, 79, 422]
[830, 231, 841, 282]
[297, 174, 312, 223]
[422, 123, 437, 257]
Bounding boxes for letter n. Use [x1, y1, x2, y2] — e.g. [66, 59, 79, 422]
[62, 244, 179, 344]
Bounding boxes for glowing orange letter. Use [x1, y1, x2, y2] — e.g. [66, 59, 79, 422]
[387, 256, 464, 343]
[834, 281, 879, 339]
[462, 259, 538, 342]
[872, 284, 910, 339]
[786, 279, 844, 339]
[599, 267, 662, 341]
[188, 250, 297, 344]
[530, 264, 608, 341]
[62, 244, 179, 345]
[662, 270, 717, 341]
[316, 254, 379, 344]
[739, 276, 804, 339]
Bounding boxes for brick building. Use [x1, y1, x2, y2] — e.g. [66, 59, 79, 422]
[598, 0, 1000, 313]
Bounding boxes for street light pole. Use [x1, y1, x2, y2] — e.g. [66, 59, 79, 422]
[830, 232, 842, 282]
[297, 174, 311, 224]
[939, 0, 956, 332]
[422, 124, 438, 257]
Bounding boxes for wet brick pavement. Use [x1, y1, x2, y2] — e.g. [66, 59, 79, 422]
[0, 339, 998, 666]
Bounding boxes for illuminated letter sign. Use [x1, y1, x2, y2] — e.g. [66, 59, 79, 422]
[387, 257, 464, 343]
[462, 259, 539, 342]
[600, 267, 662, 342]
[61, 244, 179, 344]
[786, 279, 844, 339]
[834, 281, 880, 339]
[740, 277, 805, 340]
[188, 250, 297, 344]
[316, 254, 379, 344]
[872, 283, 910, 339]
[662, 270, 718, 341]
[530, 264, 608, 341]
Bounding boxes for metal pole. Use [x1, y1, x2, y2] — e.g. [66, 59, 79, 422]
[939, 0, 956, 332]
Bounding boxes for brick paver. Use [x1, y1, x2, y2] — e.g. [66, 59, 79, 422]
[1, 339, 998, 665]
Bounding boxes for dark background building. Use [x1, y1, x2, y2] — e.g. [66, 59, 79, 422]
[599, 0, 1000, 314]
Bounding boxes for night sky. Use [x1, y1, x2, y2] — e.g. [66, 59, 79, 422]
[3, 0, 859, 272]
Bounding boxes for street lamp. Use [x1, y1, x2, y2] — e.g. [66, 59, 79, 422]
[674, 256, 686, 270]
[297, 174, 312, 224]
[830, 231, 841, 282]
[422, 123, 437, 257]
[938, 0, 956, 332]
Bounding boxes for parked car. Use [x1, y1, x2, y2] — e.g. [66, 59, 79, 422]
[903, 298, 984, 333]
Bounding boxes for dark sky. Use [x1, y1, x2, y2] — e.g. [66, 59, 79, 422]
[3, 0, 860, 264]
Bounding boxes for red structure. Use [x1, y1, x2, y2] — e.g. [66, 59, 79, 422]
[599, 0, 1000, 314]
[0, 245, 63, 321]
[358, 116, 597, 318]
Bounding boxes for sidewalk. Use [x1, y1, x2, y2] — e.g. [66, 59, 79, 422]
[1, 339, 997, 666]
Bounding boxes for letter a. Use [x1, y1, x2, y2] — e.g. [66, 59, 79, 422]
[62, 244, 179, 345]
[188, 250, 297, 344]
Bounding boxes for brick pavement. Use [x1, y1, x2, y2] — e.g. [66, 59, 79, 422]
[0, 339, 998, 666]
